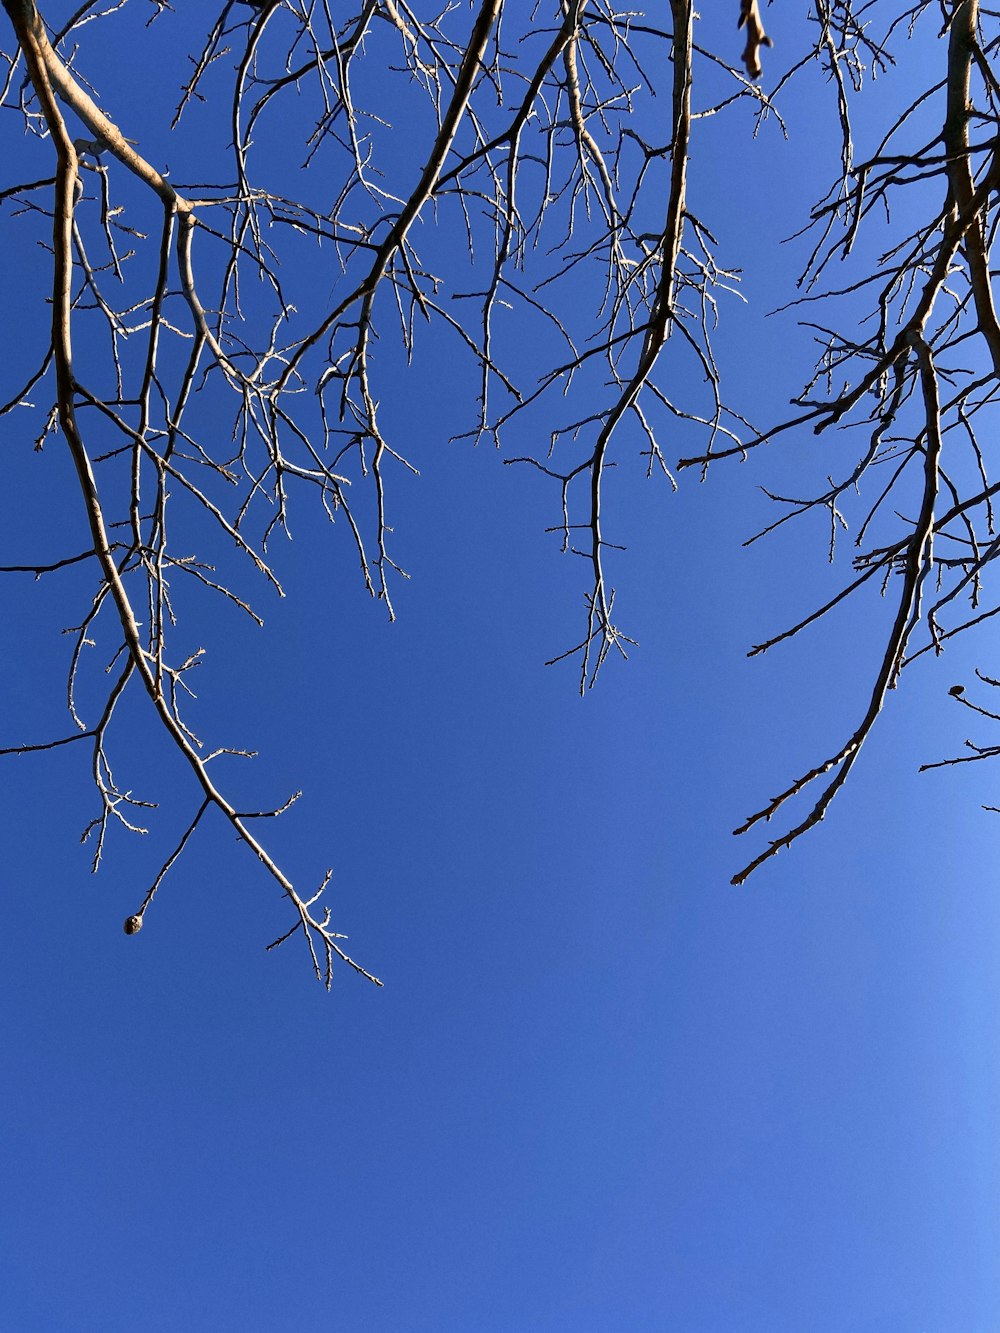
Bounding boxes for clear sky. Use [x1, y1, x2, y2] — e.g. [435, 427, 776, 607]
[2, 4, 999, 1331]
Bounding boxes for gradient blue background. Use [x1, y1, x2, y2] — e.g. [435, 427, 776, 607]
[2, 4, 998, 1330]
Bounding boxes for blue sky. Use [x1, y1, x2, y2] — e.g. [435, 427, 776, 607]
[2, 3, 1000, 1330]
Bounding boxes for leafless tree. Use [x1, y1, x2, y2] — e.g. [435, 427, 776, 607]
[679, 0, 1000, 883]
[1, 0, 996, 983]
